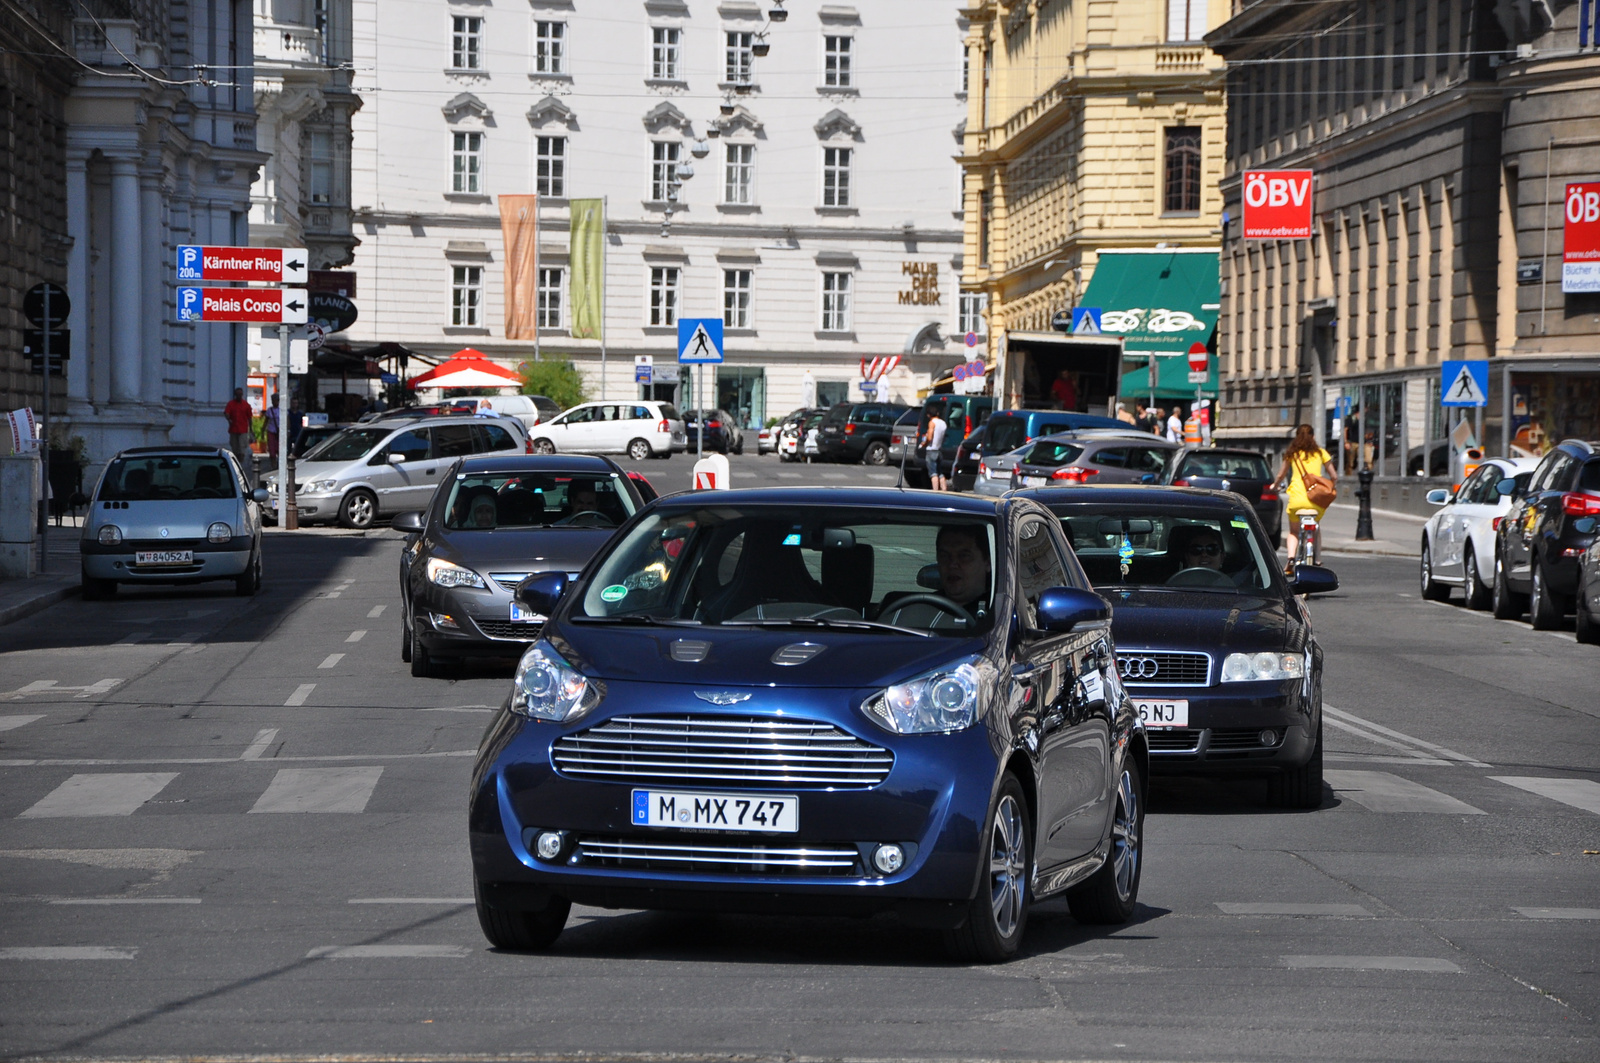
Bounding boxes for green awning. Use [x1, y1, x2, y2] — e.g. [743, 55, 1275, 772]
[1078, 249, 1219, 355]
[1120, 353, 1217, 400]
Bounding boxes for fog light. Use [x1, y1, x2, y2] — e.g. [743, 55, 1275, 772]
[535, 831, 563, 860]
[430, 612, 459, 630]
[1259, 729, 1280, 747]
[871, 843, 905, 875]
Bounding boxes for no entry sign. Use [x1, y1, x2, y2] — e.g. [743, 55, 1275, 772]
[1242, 170, 1314, 239]
[176, 287, 308, 324]
[176, 245, 308, 284]
[1563, 182, 1600, 293]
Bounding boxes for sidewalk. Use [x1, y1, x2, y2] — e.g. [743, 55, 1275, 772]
[0, 518, 83, 626]
[1314, 499, 1427, 559]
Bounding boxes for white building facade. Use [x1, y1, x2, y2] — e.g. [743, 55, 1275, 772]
[348, 0, 970, 426]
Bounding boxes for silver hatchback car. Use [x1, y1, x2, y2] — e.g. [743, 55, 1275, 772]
[80, 446, 268, 599]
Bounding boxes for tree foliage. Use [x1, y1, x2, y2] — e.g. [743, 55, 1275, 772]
[520, 360, 587, 410]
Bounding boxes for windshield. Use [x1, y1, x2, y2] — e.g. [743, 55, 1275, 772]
[1055, 508, 1277, 594]
[304, 427, 389, 462]
[1177, 453, 1272, 479]
[442, 471, 637, 530]
[986, 417, 1026, 453]
[822, 404, 850, 426]
[100, 455, 237, 501]
[576, 506, 997, 634]
[1019, 440, 1084, 468]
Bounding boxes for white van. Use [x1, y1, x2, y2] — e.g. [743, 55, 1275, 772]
[528, 400, 686, 460]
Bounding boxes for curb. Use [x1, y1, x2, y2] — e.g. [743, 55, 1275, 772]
[0, 581, 80, 627]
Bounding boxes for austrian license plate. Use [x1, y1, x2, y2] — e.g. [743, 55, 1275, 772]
[509, 601, 544, 624]
[135, 550, 193, 566]
[1134, 699, 1188, 728]
[632, 789, 798, 833]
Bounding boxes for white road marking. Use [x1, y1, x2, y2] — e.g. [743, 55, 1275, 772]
[1324, 754, 1449, 766]
[1514, 907, 1600, 920]
[249, 767, 384, 813]
[0, 849, 196, 871]
[1323, 705, 1489, 767]
[0, 715, 44, 733]
[421, 706, 493, 714]
[0, 946, 137, 960]
[20, 773, 179, 818]
[1326, 770, 1486, 814]
[1217, 902, 1372, 916]
[49, 898, 201, 905]
[241, 729, 278, 761]
[306, 945, 469, 959]
[0, 679, 122, 702]
[0, 749, 473, 768]
[114, 632, 150, 646]
[1282, 955, 1460, 973]
[318, 653, 344, 669]
[284, 683, 316, 706]
[366, 605, 386, 618]
[1324, 717, 1447, 763]
[1491, 777, 1600, 816]
[348, 898, 473, 905]
[345, 630, 366, 643]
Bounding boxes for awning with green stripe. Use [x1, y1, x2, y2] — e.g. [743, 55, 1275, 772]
[1120, 353, 1218, 401]
[1079, 248, 1219, 400]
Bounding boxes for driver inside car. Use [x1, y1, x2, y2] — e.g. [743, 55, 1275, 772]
[877, 524, 992, 631]
[1168, 523, 1258, 588]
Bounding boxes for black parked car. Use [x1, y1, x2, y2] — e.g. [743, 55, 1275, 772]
[394, 454, 645, 677]
[815, 401, 912, 465]
[683, 409, 744, 455]
[1015, 485, 1336, 808]
[1575, 518, 1600, 644]
[950, 423, 987, 493]
[1162, 446, 1283, 545]
[1492, 438, 1600, 629]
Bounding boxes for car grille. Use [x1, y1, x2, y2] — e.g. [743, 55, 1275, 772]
[1147, 728, 1202, 753]
[474, 619, 542, 640]
[551, 714, 894, 789]
[573, 835, 859, 876]
[1117, 651, 1211, 686]
[489, 572, 529, 592]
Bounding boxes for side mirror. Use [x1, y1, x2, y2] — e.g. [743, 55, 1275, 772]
[1289, 565, 1340, 595]
[391, 510, 426, 534]
[1496, 479, 1517, 497]
[1426, 488, 1451, 505]
[516, 571, 569, 616]
[388, 452, 407, 465]
[252, 487, 271, 504]
[1035, 587, 1111, 633]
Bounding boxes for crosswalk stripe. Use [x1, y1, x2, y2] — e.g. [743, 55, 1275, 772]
[1491, 777, 1600, 816]
[1217, 902, 1371, 916]
[249, 767, 383, 813]
[1514, 907, 1600, 920]
[306, 945, 469, 959]
[0, 715, 44, 733]
[1282, 955, 1460, 973]
[0, 946, 137, 960]
[20, 773, 179, 818]
[1326, 770, 1485, 814]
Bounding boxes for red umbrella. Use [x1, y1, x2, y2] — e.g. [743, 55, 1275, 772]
[406, 349, 522, 390]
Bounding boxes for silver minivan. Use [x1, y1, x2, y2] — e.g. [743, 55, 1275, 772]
[261, 414, 528, 528]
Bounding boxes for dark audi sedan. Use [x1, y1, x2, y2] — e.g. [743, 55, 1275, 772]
[471, 488, 1148, 962]
[1016, 485, 1335, 808]
[395, 455, 643, 677]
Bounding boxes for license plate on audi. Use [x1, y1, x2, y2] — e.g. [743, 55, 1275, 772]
[1134, 699, 1188, 728]
[135, 550, 192, 566]
[632, 790, 797, 833]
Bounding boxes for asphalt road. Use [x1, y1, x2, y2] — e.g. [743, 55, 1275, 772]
[1, 452, 1597, 1063]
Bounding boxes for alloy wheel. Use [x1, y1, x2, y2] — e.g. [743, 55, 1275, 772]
[1110, 769, 1141, 902]
[988, 794, 1027, 939]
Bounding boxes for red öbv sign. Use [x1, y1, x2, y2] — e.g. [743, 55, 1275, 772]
[1242, 170, 1314, 239]
[1563, 182, 1600, 293]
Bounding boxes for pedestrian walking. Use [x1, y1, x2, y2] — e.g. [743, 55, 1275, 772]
[1116, 403, 1137, 426]
[265, 402, 281, 460]
[922, 406, 948, 491]
[1275, 424, 1338, 574]
[223, 388, 254, 483]
[1138, 404, 1161, 435]
[1165, 407, 1184, 443]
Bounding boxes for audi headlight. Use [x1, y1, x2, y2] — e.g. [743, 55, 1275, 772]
[97, 525, 123, 546]
[207, 522, 232, 543]
[863, 657, 994, 735]
[1220, 651, 1305, 683]
[304, 479, 338, 493]
[425, 557, 486, 589]
[512, 640, 601, 722]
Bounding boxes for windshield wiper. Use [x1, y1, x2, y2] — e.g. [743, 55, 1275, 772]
[720, 617, 931, 637]
[572, 613, 702, 626]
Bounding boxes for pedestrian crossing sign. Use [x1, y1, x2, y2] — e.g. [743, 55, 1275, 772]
[1070, 307, 1103, 335]
[678, 317, 724, 364]
[1440, 360, 1488, 408]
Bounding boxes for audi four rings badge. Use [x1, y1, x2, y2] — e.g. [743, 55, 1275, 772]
[1120, 657, 1160, 680]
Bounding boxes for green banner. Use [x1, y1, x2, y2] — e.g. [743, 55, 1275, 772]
[569, 198, 604, 340]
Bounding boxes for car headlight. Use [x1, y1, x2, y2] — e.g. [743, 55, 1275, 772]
[512, 640, 601, 722]
[1220, 651, 1306, 683]
[304, 479, 338, 493]
[207, 522, 232, 543]
[425, 557, 486, 589]
[862, 657, 994, 734]
[97, 525, 123, 546]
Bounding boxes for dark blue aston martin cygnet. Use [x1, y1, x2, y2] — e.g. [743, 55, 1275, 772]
[469, 487, 1148, 962]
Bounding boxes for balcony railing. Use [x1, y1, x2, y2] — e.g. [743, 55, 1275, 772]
[254, 22, 326, 66]
[1156, 46, 1206, 72]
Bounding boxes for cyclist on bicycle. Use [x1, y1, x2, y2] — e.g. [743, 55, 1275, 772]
[1274, 424, 1337, 574]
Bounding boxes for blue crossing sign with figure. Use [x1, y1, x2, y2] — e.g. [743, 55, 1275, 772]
[677, 318, 724, 364]
[1440, 360, 1489, 408]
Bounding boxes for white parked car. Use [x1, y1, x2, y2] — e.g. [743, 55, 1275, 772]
[1420, 457, 1539, 608]
[527, 400, 686, 460]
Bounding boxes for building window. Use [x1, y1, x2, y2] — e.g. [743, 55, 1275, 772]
[651, 140, 681, 201]
[452, 16, 482, 70]
[823, 35, 853, 87]
[1166, 0, 1206, 41]
[452, 131, 483, 193]
[649, 266, 680, 326]
[451, 266, 483, 326]
[959, 292, 987, 337]
[534, 20, 566, 74]
[308, 130, 333, 204]
[820, 271, 851, 332]
[537, 267, 563, 328]
[978, 188, 991, 267]
[1163, 126, 1202, 213]
[723, 269, 752, 328]
[962, 45, 969, 94]
[723, 143, 754, 204]
[725, 31, 754, 84]
[652, 26, 680, 79]
[822, 146, 852, 207]
[536, 136, 565, 197]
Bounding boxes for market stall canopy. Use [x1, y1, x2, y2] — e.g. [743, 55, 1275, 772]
[1079, 248, 1220, 399]
[406, 349, 522, 390]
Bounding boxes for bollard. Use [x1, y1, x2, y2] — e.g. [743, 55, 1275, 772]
[1354, 465, 1375, 541]
[286, 454, 299, 531]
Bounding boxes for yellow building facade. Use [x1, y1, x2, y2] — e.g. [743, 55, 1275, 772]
[960, 0, 1228, 411]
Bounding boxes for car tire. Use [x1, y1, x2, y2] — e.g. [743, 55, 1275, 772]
[338, 489, 377, 530]
[1266, 720, 1324, 810]
[1529, 559, 1566, 630]
[1576, 591, 1599, 644]
[410, 636, 438, 678]
[1066, 758, 1145, 924]
[943, 774, 1031, 963]
[1463, 545, 1492, 611]
[400, 606, 413, 663]
[1491, 550, 1526, 620]
[1420, 541, 1450, 601]
[732, 437, 744, 455]
[80, 572, 116, 601]
[863, 441, 889, 466]
[474, 874, 571, 951]
[234, 551, 262, 596]
[533, 438, 556, 455]
[627, 438, 652, 461]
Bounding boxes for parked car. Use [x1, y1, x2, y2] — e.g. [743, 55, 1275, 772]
[1009, 432, 1179, 490]
[471, 487, 1147, 961]
[1419, 457, 1538, 608]
[949, 424, 988, 493]
[973, 410, 1133, 495]
[775, 408, 827, 462]
[476, 394, 563, 431]
[1574, 518, 1600, 644]
[682, 409, 744, 455]
[80, 445, 268, 599]
[1492, 438, 1600, 628]
[815, 401, 913, 465]
[887, 408, 922, 468]
[292, 421, 350, 459]
[1162, 446, 1284, 545]
[895, 397, 998, 488]
[528, 400, 686, 460]
[394, 454, 644, 677]
[263, 414, 530, 529]
[1015, 484, 1336, 808]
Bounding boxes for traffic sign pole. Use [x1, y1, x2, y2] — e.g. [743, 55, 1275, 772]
[41, 285, 53, 572]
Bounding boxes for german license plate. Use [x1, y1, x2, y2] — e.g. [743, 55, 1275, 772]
[135, 550, 193, 566]
[631, 789, 798, 833]
[1021, 475, 1047, 488]
[1134, 699, 1188, 728]
[509, 601, 544, 623]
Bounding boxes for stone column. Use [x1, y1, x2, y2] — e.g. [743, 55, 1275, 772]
[65, 150, 91, 407]
[141, 169, 166, 407]
[109, 156, 143, 404]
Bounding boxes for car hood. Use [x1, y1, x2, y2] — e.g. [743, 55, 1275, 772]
[549, 623, 988, 689]
[86, 498, 242, 539]
[1100, 587, 1296, 652]
[262, 458, 354, 482]
[436, 527, 615, 574]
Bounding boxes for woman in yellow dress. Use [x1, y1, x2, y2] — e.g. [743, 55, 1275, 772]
[1275, 424, 1337, 570]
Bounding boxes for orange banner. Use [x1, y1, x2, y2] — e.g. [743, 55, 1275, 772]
[499, 194, 540, 339]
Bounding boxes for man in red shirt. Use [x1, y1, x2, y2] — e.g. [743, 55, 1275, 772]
[1050, 369, 1078, 411]
[223, 388, 255, 484]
